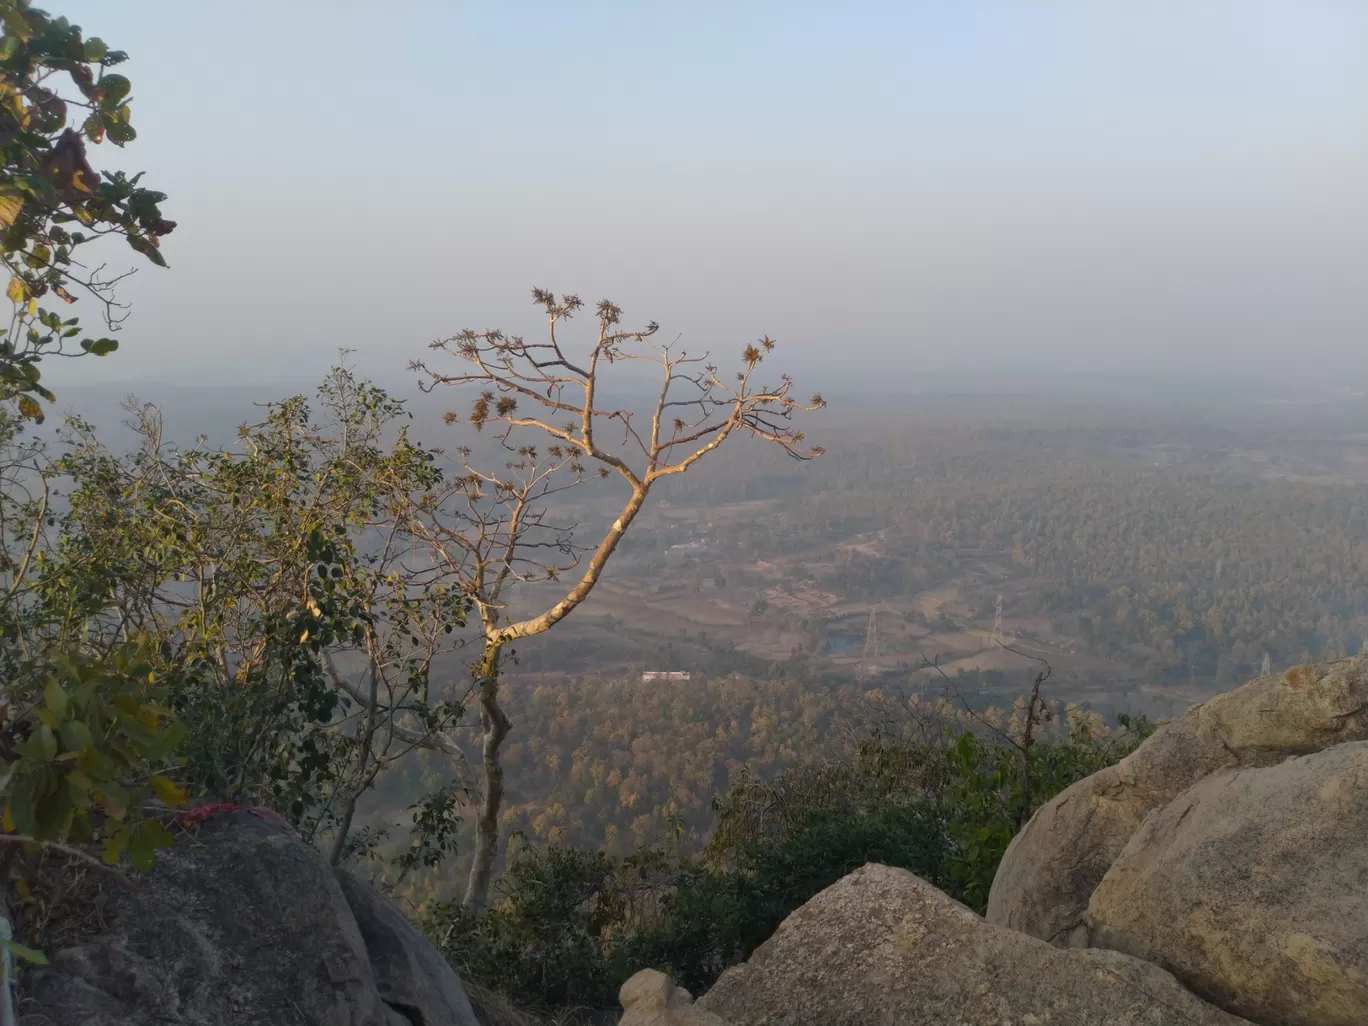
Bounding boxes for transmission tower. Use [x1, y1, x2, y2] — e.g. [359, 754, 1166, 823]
[1261, 651, 1272, 677]
[992, 593, 1004, 645]
[860, 606, 878, 680]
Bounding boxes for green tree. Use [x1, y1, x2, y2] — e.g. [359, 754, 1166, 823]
[0, 0, 174, 418]
[425, 712, 1153, 1015]
[30, 367, 474, 866]
[0, 4, 179, 971]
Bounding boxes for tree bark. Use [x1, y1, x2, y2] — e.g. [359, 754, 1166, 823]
[463, 665, 511, 910]
[460, 487, 650, 910]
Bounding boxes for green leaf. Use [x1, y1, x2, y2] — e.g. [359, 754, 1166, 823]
[127, 823, 157, 871]
[33, 707, 59, 730]
[6, 774, 37, 835]
[143, 817, 175, 850]
[69, 811, 94, 842]
[80, 337, 118, 356]
[143, 718, 185, 761]
[149, 773, 187, 807]
[0, 938, 50, 966]
[34, 783, 72, 838]
[0, 35, 20, 63]
[84, 36, 109, 61]
[104, 117, 136, 144]
[43, 677, 70, 720]
[0, 10, 34, 43]
[101, 830, 127, 865]
[37, 723, 58, 760]
[99, 73, 132, 107]
[82, 111, 105, 144]
[59, 718, 93, 752]
[98, 782, 129, 820]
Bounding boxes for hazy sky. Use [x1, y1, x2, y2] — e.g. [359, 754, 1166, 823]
[54, 1, 1368, 392]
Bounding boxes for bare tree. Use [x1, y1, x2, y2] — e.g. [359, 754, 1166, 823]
[919, 639, 1054, 830]
[411, 288, 824, 908]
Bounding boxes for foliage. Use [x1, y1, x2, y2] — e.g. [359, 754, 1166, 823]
[425, 715, 1152, 1015]
[0, 0, 173, 415]
[0, 0, 183, 944]
[366, 660, 1151, 910]
[31, 367, 472, 849]
[2, 416, 188, 904]
[0, 366, 475, 916]
[427, 846, 643, 1013]
[0, 642, 186, 870]
[632, 802, 951, 996]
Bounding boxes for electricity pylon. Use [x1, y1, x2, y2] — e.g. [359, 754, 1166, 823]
[860, 606, 878, 681]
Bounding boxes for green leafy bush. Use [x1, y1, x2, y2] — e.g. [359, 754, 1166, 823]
[426, 717, 1153, 1016]
[34, 367, 470, 845]
[1, 641, 186, 869]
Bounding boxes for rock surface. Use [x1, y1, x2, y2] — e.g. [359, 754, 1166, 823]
[17, 809, 478, 1026]
[619, 970, 729, 1026]
[337, 868, 481, 1026]
[696, 863, 1250, 1026]
[1086, 741, 1368, 1026]
[987, 658, 1368, 944]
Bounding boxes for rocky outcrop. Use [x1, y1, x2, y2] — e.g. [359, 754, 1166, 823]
[986, 659, 1368, 944]
[17, 809, 478, 1026]
[619, 970, 728, 1026]
[337, 868, 481, 1026]
[691, 863, 1249, 1026]
[1085, 741, 1368, 1026]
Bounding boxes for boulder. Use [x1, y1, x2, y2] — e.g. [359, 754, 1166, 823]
[987, 658, 1368, 944]
[619, 970, 729, 1026]
[336, 869, 481, 1026]
[17, 809, 477, 1026]
[1086, 741, 1368, 1026]
[696, 863, 1250, 1026]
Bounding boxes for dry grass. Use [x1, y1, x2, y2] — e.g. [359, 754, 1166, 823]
[466, 981, 619, 1026]
[7, 850, 116, 953]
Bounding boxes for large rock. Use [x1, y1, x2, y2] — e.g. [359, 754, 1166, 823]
[619, 970, 729, 1026]
[695, 863, 1250, 1026]
[1086, 741, 1368, 1026]
[987, 658, 1368, 944]
[17, 809, 477, 1026]
[336, 869, 481, 1026]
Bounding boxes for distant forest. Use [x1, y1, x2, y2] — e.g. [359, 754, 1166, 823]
[508, 397, 1368, 689]
[359, 396, 1368, 902]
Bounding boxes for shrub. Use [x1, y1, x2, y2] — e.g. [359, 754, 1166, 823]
[427, 716, 1153, 1016]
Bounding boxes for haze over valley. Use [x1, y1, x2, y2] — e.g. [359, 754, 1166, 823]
[5, 5, 1368, 1023]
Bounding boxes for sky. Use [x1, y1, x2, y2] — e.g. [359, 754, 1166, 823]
[51, 1, 1368, 395]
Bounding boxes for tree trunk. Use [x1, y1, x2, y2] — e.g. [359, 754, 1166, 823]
[460, 487, 650, 910]
[463, 663, 511, 910]
[329, 659, 379, 866]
